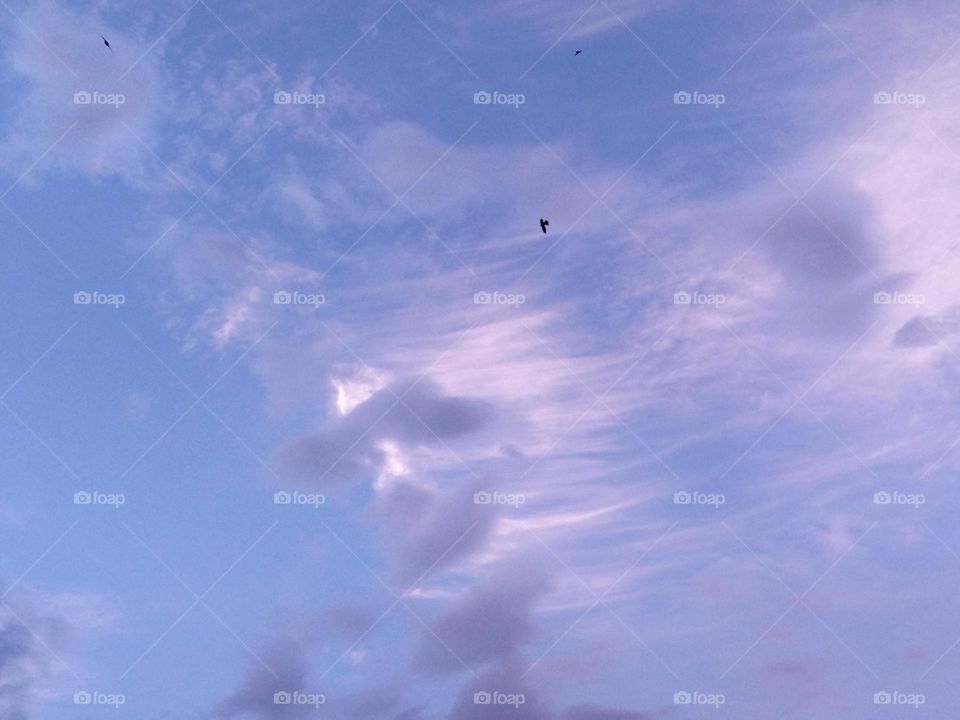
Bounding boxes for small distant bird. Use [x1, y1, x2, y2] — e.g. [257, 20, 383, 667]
[575, 50, 582, 56]
[539, 218, 549, 234]
[100, 35, 113, 52]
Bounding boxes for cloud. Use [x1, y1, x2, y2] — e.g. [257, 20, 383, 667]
[325, 603, 379, 639]
[445, 658, 552, 719]
[561, 706, 657, 720]
[276, 378, 494, 487]
[0, 581, 111, 720]
[414, 557, 553, 675]
[214, 633, 320, 720]
[392, 709, 424, 720]
[381, 479, 502, 587]
[758, 180, 881, 339]
[0, 617, 57, 720]
[0, 1, 167, 184]
[894, 308, 960, 348]
[492, 0, 679, 41]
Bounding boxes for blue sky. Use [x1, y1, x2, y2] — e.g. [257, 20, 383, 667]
[2, 0, 960, 717]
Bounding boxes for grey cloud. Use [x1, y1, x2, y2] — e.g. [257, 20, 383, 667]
[894, 307, 960, 348]
[445, 662, 662, 720]
[761, 181, 880, 339]
[0, 589, 73, 720]
[385, 480, 501, 588]
[445, 658, 551, 720]
[1, 1, 165, 183]
[0, 622, 46, 720]
[491, 0, 678, 40]
[561, 706, 658, 720]
[332, 686, 405, 718]
[392, 709, 424, 720]
[276, 378, 494, 487]
[414, 558, 553, 675]
[326, 603, 379, 638]
[214, 634, 319, 720]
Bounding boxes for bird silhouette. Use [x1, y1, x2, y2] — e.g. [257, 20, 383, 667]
[575, 50, 582, 55]
[540, 218, 549, 234]
[100, 35, 113, 52]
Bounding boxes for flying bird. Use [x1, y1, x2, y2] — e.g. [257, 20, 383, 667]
[575, 50, 582, 55]
[100, 35, 113, 52]
[540, 218, 549, 234]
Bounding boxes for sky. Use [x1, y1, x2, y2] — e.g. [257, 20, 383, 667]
[1, 0, 960, 717]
